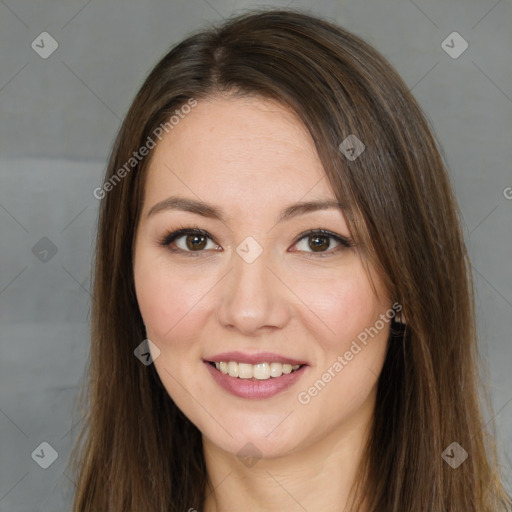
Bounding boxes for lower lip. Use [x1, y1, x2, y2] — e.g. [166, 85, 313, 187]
[204, 361, 308, 399]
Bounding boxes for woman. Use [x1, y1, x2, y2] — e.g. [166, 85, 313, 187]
[69, 9, 511, 512]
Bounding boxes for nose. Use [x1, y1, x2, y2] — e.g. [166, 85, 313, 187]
[215, 244, 292, 337]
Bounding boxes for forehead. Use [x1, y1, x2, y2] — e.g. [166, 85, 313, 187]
[142, 96, 337, 215]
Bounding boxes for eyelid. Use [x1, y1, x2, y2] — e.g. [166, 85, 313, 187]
[292, 229, 353, 247]
[290, 229, 354, 257]
[160, 226, 214, 247]
[159, 226, 353, 256]
[159, 226, 221, 257]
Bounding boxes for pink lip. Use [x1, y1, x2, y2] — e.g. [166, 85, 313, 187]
[204, 361, 308, 400]
[205, 351, 308, 366]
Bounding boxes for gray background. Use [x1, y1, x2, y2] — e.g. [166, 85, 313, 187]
[0, 0, 511, 510]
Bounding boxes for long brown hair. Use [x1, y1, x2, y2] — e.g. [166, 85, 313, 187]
[68, 9, 511, 511]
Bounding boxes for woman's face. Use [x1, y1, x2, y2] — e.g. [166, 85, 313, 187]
[133, 96, 392, 459]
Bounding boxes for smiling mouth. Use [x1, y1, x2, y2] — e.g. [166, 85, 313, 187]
[207, 361, 305, 380]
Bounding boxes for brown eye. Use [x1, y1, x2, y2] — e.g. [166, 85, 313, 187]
[308, 235, 331, 252]
[185, 234, 207, 251]
[160, 228, 219, 254]
[291, 229, 353, 257]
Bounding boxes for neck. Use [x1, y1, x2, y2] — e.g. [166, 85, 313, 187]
[201, 397, 374, 512]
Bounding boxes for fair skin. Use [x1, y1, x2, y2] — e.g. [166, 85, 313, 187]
[133, 95, 392, 512]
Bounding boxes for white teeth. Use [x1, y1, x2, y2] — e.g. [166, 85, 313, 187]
[238, 363, 253, 379]
[227, 361, 239, 377]
[270, 362, 283, 377]
[253, 363, 270, 380]
[211, 361, 302, 380]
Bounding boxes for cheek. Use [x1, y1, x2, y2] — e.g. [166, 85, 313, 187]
[290, 268, 390, 411]
[134, 257, 212, 344]
[290, 267, 386, 350]
[299, 278, 390, 410]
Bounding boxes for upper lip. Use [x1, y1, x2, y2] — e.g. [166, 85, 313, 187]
[205, 351, 308, 366]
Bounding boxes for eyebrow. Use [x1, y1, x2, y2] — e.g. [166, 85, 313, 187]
[146, 196, 344, 223]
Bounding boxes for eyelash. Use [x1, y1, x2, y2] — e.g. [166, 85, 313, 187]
[158, 224, 354, 258]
